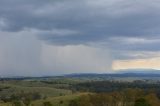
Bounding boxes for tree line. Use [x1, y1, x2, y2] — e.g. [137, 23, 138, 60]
[69, 88, 160, 106]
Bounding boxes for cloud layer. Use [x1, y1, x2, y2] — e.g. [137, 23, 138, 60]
[0, 0, 160, 75]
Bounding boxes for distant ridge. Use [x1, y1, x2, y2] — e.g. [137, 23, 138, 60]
[65, 69, 160, 77]
[1, 69, 160, 79]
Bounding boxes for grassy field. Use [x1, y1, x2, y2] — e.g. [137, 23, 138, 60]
[0, 79, 75, 106]
[0, 93, 88, 106]
[0, 83, 72, 97]
[0, 76, 159, 106]
[32, 93, 88, 106]
[0, 77, 91, 106]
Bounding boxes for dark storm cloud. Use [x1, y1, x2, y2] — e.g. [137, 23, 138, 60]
[0, 0, 160, 75]
[0, 0, 160, 52]
[106, 37, 160, 51]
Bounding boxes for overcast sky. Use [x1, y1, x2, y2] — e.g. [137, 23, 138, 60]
[0, 0, 160, 76]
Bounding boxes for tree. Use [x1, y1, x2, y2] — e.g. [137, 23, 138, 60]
[145, 93, 160, 106]
[23, 98, 31, 106]
[12, 100, 22, 106]
[59, 100, 63, 106]
[43, 101, 53, 106]
[69, 100, 78, 106]
[134, 98, 151, 106]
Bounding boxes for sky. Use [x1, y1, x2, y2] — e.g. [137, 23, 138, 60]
[0, 0, 160, 76]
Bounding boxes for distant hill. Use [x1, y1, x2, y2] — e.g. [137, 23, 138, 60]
[65, 69, 160, 78]
[1, 69, 160, 79]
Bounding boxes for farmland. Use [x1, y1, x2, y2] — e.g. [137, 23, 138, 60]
[0, 74, 160, 106]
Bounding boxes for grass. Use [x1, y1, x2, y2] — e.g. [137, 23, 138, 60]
[32, 93, 88, 106]
[0, 93, 88, 106]
[0, 81, 72, 98]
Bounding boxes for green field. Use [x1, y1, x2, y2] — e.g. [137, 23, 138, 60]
[32, 93, 88, 106]
[0, 82, 72, 97]
[0, 93, 87, 106]
[0, 76, 160, 106]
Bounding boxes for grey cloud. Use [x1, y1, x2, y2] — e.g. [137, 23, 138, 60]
[91, 37, 160, 59]
[0, 30, 113, 76]
[0, 32, 44, 76]
[112, 50, 160, 60]
[41, 44, 112, 75]
[0, 0, 160, 60]
[107, 37, 160, 51]
[0, 0, 160, 37]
